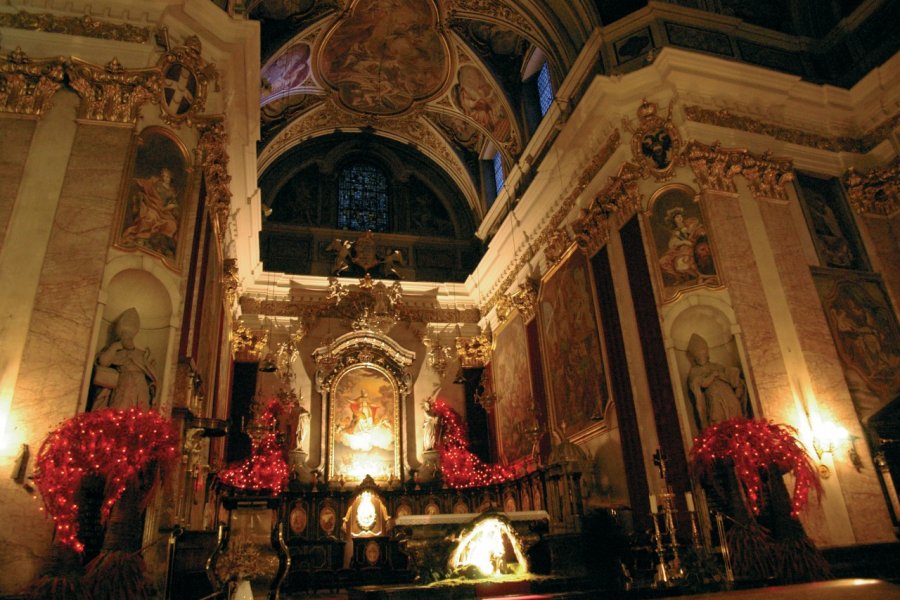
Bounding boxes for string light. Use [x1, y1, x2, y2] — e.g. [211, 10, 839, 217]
[689, 417, 823, 517]
[33, 409, 179, 552]
[431, 399, 515, 489]
[217, 399, 288, 494]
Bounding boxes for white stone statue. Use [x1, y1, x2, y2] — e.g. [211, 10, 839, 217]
[295, 404, 311, 450]
[422, 399, 441, 452]
[686, 333, 746, 430]
[93, 308, 158, 410]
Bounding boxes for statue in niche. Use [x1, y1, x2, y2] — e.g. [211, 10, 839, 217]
[295, 404, 311, 450]
[422, 399, 441, 452]
[92, 308, 158, 410]
[686, 334, 747, 431]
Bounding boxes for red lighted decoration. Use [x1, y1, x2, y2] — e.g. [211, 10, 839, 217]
[217, 399, 289, 494]
[431, 399, 515, 488]
[689, 417, 823, 517]
[33, 408, 179, 552]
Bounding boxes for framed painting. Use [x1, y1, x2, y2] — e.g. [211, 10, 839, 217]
[491, 309, 534, 465]
[812, 269, 900, 411]
[537, 245, 613, 441]
[116, 127, 191, 269]
[796, 172, 868, 271]
[328, 364, 400, 483]
[645, 184, 722, 302]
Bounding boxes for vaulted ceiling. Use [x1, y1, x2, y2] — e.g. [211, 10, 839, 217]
[253, 0, 596, 224]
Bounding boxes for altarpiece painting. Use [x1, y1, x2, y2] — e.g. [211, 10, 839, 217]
[116, 127, 191, 267]
[538, 246, 612, 441]
[329, 364, 400, 483]
[491, 309, 534, 465]
[645, 184, 720, 302]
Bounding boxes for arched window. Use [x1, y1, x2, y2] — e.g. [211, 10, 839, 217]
[337, 162, 390, 232]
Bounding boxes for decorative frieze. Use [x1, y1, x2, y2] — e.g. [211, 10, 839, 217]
[0, 47, 65, 116]
[0, 10, 153, 43]
[685, 141, 794, 200]
[197, 118, 232, 241]
[684, 105, 897, 155]
[67, 57, 161, 123]
[845, 159, 899, 217]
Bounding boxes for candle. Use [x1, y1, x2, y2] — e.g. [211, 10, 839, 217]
[649, 494, 658, 514]
[685, 491, 695, 512]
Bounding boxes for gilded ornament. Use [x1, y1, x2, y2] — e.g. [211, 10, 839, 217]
[223, 258, 240, 308]
[0, 10, 152, 43]
[0, 47, 65, 116]
[231, 321, 268, 359]
[685, 141, 794, 200]
[624, 99, 682, 181]
[509, 277, 539, 322]
[197, 118, 232, 242]
[66, 57, 161, 123]
[456, 334, 491, 368]
[157, 36, 217, 127]
[844, 159, 899, 217]
[572, 162, 642, 256]
[542, 228, 571, 267]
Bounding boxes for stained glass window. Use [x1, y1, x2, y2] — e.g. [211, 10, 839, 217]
[337, 162, 390, 232]
[492, 152, 505, 198]
[537, 61, 554, 116]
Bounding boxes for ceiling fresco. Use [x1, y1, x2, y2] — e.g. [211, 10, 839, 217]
[253, 0, 579, 220]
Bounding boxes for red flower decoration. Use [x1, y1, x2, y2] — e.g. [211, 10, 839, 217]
[430, 399, 515, 488]
[217, 400, 288, 494]
[689, 417, 823, 517]
[33, 409, 179, 552]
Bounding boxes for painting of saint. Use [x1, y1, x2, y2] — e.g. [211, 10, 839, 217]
[118, 128, 190, 264]
[538, 247, 612, 440]
[814, 271, 900, 404]
[647, 185, 720, 302]
[319, 0, 449, 115]
[330, 365, 399, 482]
[796, 173, 867, 271]
[491, 311, 534, 465]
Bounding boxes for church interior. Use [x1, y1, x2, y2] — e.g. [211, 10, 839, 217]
[0, 0, 899, 598]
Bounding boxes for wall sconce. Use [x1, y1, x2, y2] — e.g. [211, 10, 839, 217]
[811, 418, 849, 460]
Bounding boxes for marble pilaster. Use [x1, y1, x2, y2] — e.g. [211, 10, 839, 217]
[0, 117, 36, 251]
[757, 198, 895, 544]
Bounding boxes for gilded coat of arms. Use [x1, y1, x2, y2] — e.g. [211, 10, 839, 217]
[625, 99, 682, 181]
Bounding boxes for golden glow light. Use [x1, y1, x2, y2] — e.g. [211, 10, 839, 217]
[342, 455, 392, 481]
[356, 491, 377, 531]
[449, 517, 528, 578]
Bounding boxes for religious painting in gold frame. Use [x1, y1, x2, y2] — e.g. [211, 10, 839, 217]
[328, 363, 400, 483]
[537, 244, 612, 442]
[644, 183, 722, 303]
[114, 126, 192, 270]
[491, 309, 534, 465]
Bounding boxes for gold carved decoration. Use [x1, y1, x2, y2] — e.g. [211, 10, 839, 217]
[494, 294, 512, 323]
[572, 163, 643, 256]
[685, 141, 794, 200]
[223, 258, 239, 308]
[624, 99, 682, 181]
[0, 10, 153, 43]
[845, 158, 899, 217]
[543, 229, 571, 267]
[157, 36, 217, 127]
[67, 57, 161, 123]
[483, 129, 621, 315]
[684, 105, 898, 155]
[508, 277, 539, 322]
[0, 47, 65, 116]
[313, 330, 415, 396]
[456, 333, 491, 368]
[197, 118, 232, 242]
[231, 320, 268, 360]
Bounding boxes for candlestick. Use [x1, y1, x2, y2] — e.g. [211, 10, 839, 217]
[649, 494, 658, 514]
[685, 491, 695, 512]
